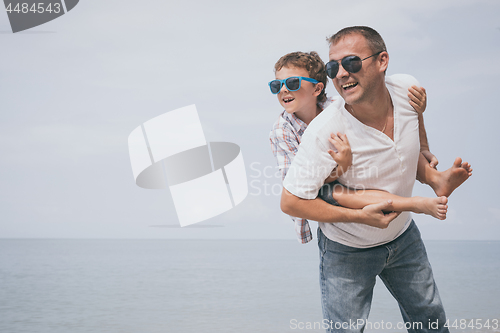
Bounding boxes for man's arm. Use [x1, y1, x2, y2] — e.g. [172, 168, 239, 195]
[280, 188, 399, 229]
[418, 112, 440, 168]
[409, 85, 439, 169]
[418, 112, 430, 153]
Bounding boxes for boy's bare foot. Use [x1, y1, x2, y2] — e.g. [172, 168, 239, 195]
[414, 196, 448, 220]
[432, 157, 472, 197]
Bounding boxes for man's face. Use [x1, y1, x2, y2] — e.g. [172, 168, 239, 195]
[328, 33, 384, 106]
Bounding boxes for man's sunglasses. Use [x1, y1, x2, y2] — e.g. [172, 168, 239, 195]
[325, 50, 385, 79]
[268, 76, 319, 94]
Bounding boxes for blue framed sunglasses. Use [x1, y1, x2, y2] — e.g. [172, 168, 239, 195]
[268, 76, 319, 94]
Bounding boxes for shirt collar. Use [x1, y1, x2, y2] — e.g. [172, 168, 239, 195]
[280, 97, 336, 134]
[283, 111, 308, 133]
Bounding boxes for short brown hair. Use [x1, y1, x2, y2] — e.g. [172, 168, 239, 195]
[274, 51, 327, 104]
[327, 26, 387, 55]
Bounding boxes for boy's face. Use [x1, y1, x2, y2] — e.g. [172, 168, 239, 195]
[275, 66, 320, 115]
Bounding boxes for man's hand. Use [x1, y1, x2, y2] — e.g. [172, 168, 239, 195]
[421, 150, 439, 169]
[359, 200, 400, 229]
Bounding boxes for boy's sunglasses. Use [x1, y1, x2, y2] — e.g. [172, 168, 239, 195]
[325, 50, 385, 79]
[268, 76, 319, 94]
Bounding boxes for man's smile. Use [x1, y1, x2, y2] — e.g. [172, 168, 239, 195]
[342, 82, 358, 90]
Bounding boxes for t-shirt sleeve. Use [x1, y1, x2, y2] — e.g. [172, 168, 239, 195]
[390, 73, 420, 89]
[282, 131, 337, 200]
[389, 74, 421, 111]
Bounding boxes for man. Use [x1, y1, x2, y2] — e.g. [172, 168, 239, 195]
[281, 26, 450, 332]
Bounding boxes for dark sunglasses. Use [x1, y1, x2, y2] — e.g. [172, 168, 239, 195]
[325, 50, 385, 79]
[268, 76, 319, 94]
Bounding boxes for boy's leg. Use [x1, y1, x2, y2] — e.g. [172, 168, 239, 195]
[378, 221, 449, 333]
[325, 182, 448, 220]
[416, 154, 472, 197]
[318, 228, 386, 333]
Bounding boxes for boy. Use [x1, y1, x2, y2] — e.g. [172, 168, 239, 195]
[269, 51, 472, 243]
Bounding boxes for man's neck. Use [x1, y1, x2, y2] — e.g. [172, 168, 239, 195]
[347, 86, 392, 126]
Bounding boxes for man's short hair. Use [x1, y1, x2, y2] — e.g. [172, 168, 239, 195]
[274, 51, 327, 104]
[327, 26, 387, 55]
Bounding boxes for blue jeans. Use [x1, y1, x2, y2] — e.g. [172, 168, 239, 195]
[318, 221, 449, 333]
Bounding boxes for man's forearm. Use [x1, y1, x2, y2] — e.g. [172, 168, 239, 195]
[418, 112, 430, 152]
[281, 188, 363, 223]
[280, 188, 399, 229]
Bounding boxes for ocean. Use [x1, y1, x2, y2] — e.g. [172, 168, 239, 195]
[1, 239, 499, 333]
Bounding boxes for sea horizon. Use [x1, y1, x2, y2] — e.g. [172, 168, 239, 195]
[1, 239, 499, 333]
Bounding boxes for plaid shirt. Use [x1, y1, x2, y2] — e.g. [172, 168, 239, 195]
[270, 111, 311, 243]
[269, 99, 334, 243]
[269, 98, 334, 244]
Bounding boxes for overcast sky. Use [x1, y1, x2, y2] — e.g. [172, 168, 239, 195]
[1, 0, 499, 240]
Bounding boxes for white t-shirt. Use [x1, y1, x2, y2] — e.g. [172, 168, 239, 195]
[283, 74, 421, 248]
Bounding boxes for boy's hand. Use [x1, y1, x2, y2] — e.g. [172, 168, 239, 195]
[408, 86, 427, 113]
[327, 132, 352, 179]
[421, 150, 439, 169]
